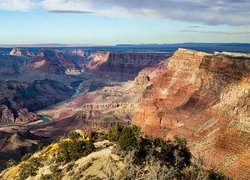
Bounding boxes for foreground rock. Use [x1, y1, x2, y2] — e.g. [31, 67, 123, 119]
[133, 48, 250, 179]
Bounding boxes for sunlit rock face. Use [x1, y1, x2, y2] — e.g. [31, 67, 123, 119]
[9, 48, 22, 56]
[133, 48, 250, 179]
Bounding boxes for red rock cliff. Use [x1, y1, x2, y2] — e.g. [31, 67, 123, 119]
[133, 48, 250, 179]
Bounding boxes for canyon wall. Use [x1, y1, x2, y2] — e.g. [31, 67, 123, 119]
[0, 79, 75, 125]
[87, 52, 169, 81]
[133, 48, 250, 179]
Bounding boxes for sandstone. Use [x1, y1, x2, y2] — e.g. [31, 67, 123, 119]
[133, 48, 250, 179]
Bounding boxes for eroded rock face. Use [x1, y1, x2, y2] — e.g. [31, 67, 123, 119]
[86, 51, 110, 70]
[0, 129, 48, 171]
[9, 48, 22, 56]
[0, 79, 74, 125]
[133, 48, 250, 178]
[88, 52, 168, 81]
[0, 105, 15, 124]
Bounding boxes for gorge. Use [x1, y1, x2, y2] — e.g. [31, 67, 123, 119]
[0, 45, 249, 179]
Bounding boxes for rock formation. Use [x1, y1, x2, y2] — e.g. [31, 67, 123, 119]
[0, 79, 75, 125]
[9, 48, 22, 56]
[0, 129, 48, 171]
[87, 52, 169, 81]
[133, 48, 250, 179]
[86, 51, 110, 70]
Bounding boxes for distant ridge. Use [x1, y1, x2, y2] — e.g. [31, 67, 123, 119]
[0, 44, 103, 48]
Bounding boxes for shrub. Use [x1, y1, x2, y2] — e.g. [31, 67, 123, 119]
[68, 131, 81, 141]
[84, 130, 99, 141]
[56, 140, 94, 163]
[153, 138, 174, 163]
[131, 125, 141, 137]
[21, 153, 32, 162]
[205, 168, 228, 180]
[107, 122, 123, 142]
[118, 127, 137, 152]
[5, 159, 17, 168]
[19, 157, 42, 180]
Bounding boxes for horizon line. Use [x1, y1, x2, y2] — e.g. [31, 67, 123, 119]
[1, 42, 250, 48]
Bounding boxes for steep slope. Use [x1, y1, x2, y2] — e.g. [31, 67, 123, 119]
[0, 79, 75, 125]
[0, 128, 224, 180]
[87, 52, 169, 81]
[0, 129, 48, 171]
[133, 48, 250, 179]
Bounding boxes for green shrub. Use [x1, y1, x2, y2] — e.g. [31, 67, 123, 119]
[21, 153, 32, 161]
[131, 125, 141, 137]
[19, 157, 42, 180]
[118, 127, 137, 152]
[84, 130, 99, 141]
[173, 137, 191, 169]
[107, 122, 123, 142]
[56, 140, 94, 163]
[5, 159, 17, 168]
[68, 131, 81, 141]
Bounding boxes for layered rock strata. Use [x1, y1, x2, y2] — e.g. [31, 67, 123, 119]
[133, 48, 250, 179]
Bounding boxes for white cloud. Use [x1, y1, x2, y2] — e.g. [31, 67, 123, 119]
[42, 0, 92, 12]
[40, 0, 250, 26]
[0, 0, 35, 11]
[1, 0, 250, 26]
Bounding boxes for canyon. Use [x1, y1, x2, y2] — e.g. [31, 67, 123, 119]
[0, 46, 249, 178]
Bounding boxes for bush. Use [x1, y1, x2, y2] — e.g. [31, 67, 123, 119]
[107, 122, 123, 142]
[21, 153, 32, 162]
[84, 130, 99, 141]
[205, 168, 228, 180]
[56, 140, 94, 163]
[173, 137, 191, 169]
[118, 127, 137, 152]
[5, 159, 17, 168]
[68, 131, 81, 141]
[19, 157, 42, 180]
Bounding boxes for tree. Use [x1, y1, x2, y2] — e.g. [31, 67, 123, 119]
[107, 122, 123, 142]
[56, 140, 94, 163]
[118, 127, 137, 152]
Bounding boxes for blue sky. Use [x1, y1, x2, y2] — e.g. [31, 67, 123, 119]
[0, 0, 250, 45]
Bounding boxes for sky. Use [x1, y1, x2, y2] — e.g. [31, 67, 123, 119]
[0, 0, 250, 45]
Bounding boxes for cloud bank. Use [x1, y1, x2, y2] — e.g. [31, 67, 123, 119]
[0, 0, 34, 11]
[1, 0, 250, 26]
[178, 30, 250, 35]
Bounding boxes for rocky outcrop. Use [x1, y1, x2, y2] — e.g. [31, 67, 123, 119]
[86, 51, 110, 70]
[0, 105, 15, 124]
[133, 48, 250, 179]
[9, 48, 22, 56]
[37, 49, 64, 59]
[15, 108, 38, 124]
[0, 105, 38, 125]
